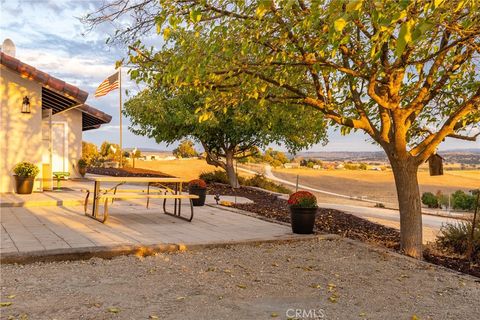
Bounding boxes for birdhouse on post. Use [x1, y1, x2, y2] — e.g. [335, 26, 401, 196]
[428, 154, 444, 176]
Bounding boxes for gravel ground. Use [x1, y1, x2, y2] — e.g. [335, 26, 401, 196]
[1, 238, 479, 320]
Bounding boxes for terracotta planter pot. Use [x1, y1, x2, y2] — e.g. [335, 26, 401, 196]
[189, 186, 207, 206]
[14, 175, 35, 194]
[289, 207, 317, 234]
[78, 167, 87, 177]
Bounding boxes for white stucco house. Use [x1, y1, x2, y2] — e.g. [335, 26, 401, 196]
[0, 51, 112, 193]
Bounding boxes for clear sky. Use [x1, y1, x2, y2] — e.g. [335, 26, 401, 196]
[1, 0, 478, 152]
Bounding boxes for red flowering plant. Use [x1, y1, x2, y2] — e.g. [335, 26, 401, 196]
[288, 191, 317, 208]
[188, 179, 207, 189]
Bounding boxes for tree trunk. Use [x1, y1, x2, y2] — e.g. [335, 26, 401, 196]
[225, 151, 240, 188]
[390, 159, 423, 259]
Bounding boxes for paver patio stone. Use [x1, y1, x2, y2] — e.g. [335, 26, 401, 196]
[1, 196, 302, 263]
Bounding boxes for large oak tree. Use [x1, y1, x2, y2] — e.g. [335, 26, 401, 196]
[85, 0, 480, 258]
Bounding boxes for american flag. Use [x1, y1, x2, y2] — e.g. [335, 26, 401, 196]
[95, 71, 119, 98]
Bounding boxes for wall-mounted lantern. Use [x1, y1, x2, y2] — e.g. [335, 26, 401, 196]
[21, 96, 31, 113]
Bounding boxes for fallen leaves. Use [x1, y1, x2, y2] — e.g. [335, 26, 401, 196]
[328, 293, 338, 303]
[0, 302, 13, 307]
[236, 284, 247, 289]
[107, 307, 120, 313]
[327, 283, 339, 303]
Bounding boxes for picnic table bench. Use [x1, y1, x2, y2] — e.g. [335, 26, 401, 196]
[83, 177, 198, 223]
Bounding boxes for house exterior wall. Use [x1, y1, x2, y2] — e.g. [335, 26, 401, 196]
[0, 66, 43, 192]
[51, 109, 83, 178]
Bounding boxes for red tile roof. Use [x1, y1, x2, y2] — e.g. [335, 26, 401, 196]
[1, 52, 89, 103]
[0, 51, 112, 129]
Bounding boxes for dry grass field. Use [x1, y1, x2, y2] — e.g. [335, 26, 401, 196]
[131, 159, 218, 180]
[131, 159, 478, 208]
[273, 167, 479, 207]
[132, 159, 255, 180]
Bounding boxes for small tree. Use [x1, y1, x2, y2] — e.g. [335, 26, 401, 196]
[173, 139, 198, 159]
[452, 190, 476, 211]
[263, 148, 290, 167]
[82, 141, 99, 166]
[124, 89, 326, 187]
[421, 192, 439, 209]
[99, 141, 122, 162]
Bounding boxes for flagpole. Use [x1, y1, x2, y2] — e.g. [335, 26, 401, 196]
[119, 66, 123, 168]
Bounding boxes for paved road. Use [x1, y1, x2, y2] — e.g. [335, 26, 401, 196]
[239, 165, 457, 231]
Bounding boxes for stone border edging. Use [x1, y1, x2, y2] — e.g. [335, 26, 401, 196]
[0, 236, 319, 265]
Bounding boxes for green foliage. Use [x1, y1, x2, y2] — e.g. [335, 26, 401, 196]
[124, 89, 326, 157]
[421, 192, 439, 208]
[243, 174, 291, 194]
[199, 170, 243, 185]
[77, 159, 88, 168]
[436, 190, 449, 209]
[124, 88, 325, 187]
[436, 221, 480, 256]
[13, 162, 39, 178]
[100, 142, 121, 160]
[82, 141, 99, 166]
[199, 171, 290, 194]
[105, 0, 479, 165]
[451, 190, 477, 211]
[173, 139, 198, 158]
[300, 158, 323, 168]
[263, 148, 290, 167]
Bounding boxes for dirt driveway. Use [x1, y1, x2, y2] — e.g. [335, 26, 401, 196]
[1, 238, 479, 320]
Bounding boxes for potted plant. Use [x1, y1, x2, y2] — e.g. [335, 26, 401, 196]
[188, 179, 207, 206]
[78, 159, 87, 177]
[13, 161, 40, 194]
[288, 191, 318, 234]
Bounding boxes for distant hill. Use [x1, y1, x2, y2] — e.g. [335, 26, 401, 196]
[299, 149, 480, 165]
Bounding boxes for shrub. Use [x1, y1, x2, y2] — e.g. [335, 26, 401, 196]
[199, 170, 245, 185]
[451, 190, 476, 211]
[199, 171, 290, 193]
[13, 162, 39, 178]
[435, 190, 449, 209]
[188, 179, 207, 188]
[300, 158, 322, 167]
[243, 174, 291, 194]
[344, 162, 359, 170]
[173, 139, 198, 158]
[288, 191, 317, 208]
[436, 221, 480, 256]
[78, 159, 87, 168]
[421, 192, 439, 208]
[82, 141, 99, 166]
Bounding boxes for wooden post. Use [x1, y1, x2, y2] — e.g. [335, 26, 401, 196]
[466, 190, 479, 260]
[119, 67, 123, 168]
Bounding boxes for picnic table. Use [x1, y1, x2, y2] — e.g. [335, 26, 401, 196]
[83, 176, 198, 223]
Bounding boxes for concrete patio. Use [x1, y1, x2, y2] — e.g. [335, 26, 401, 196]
[0, 180, 307, 263]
